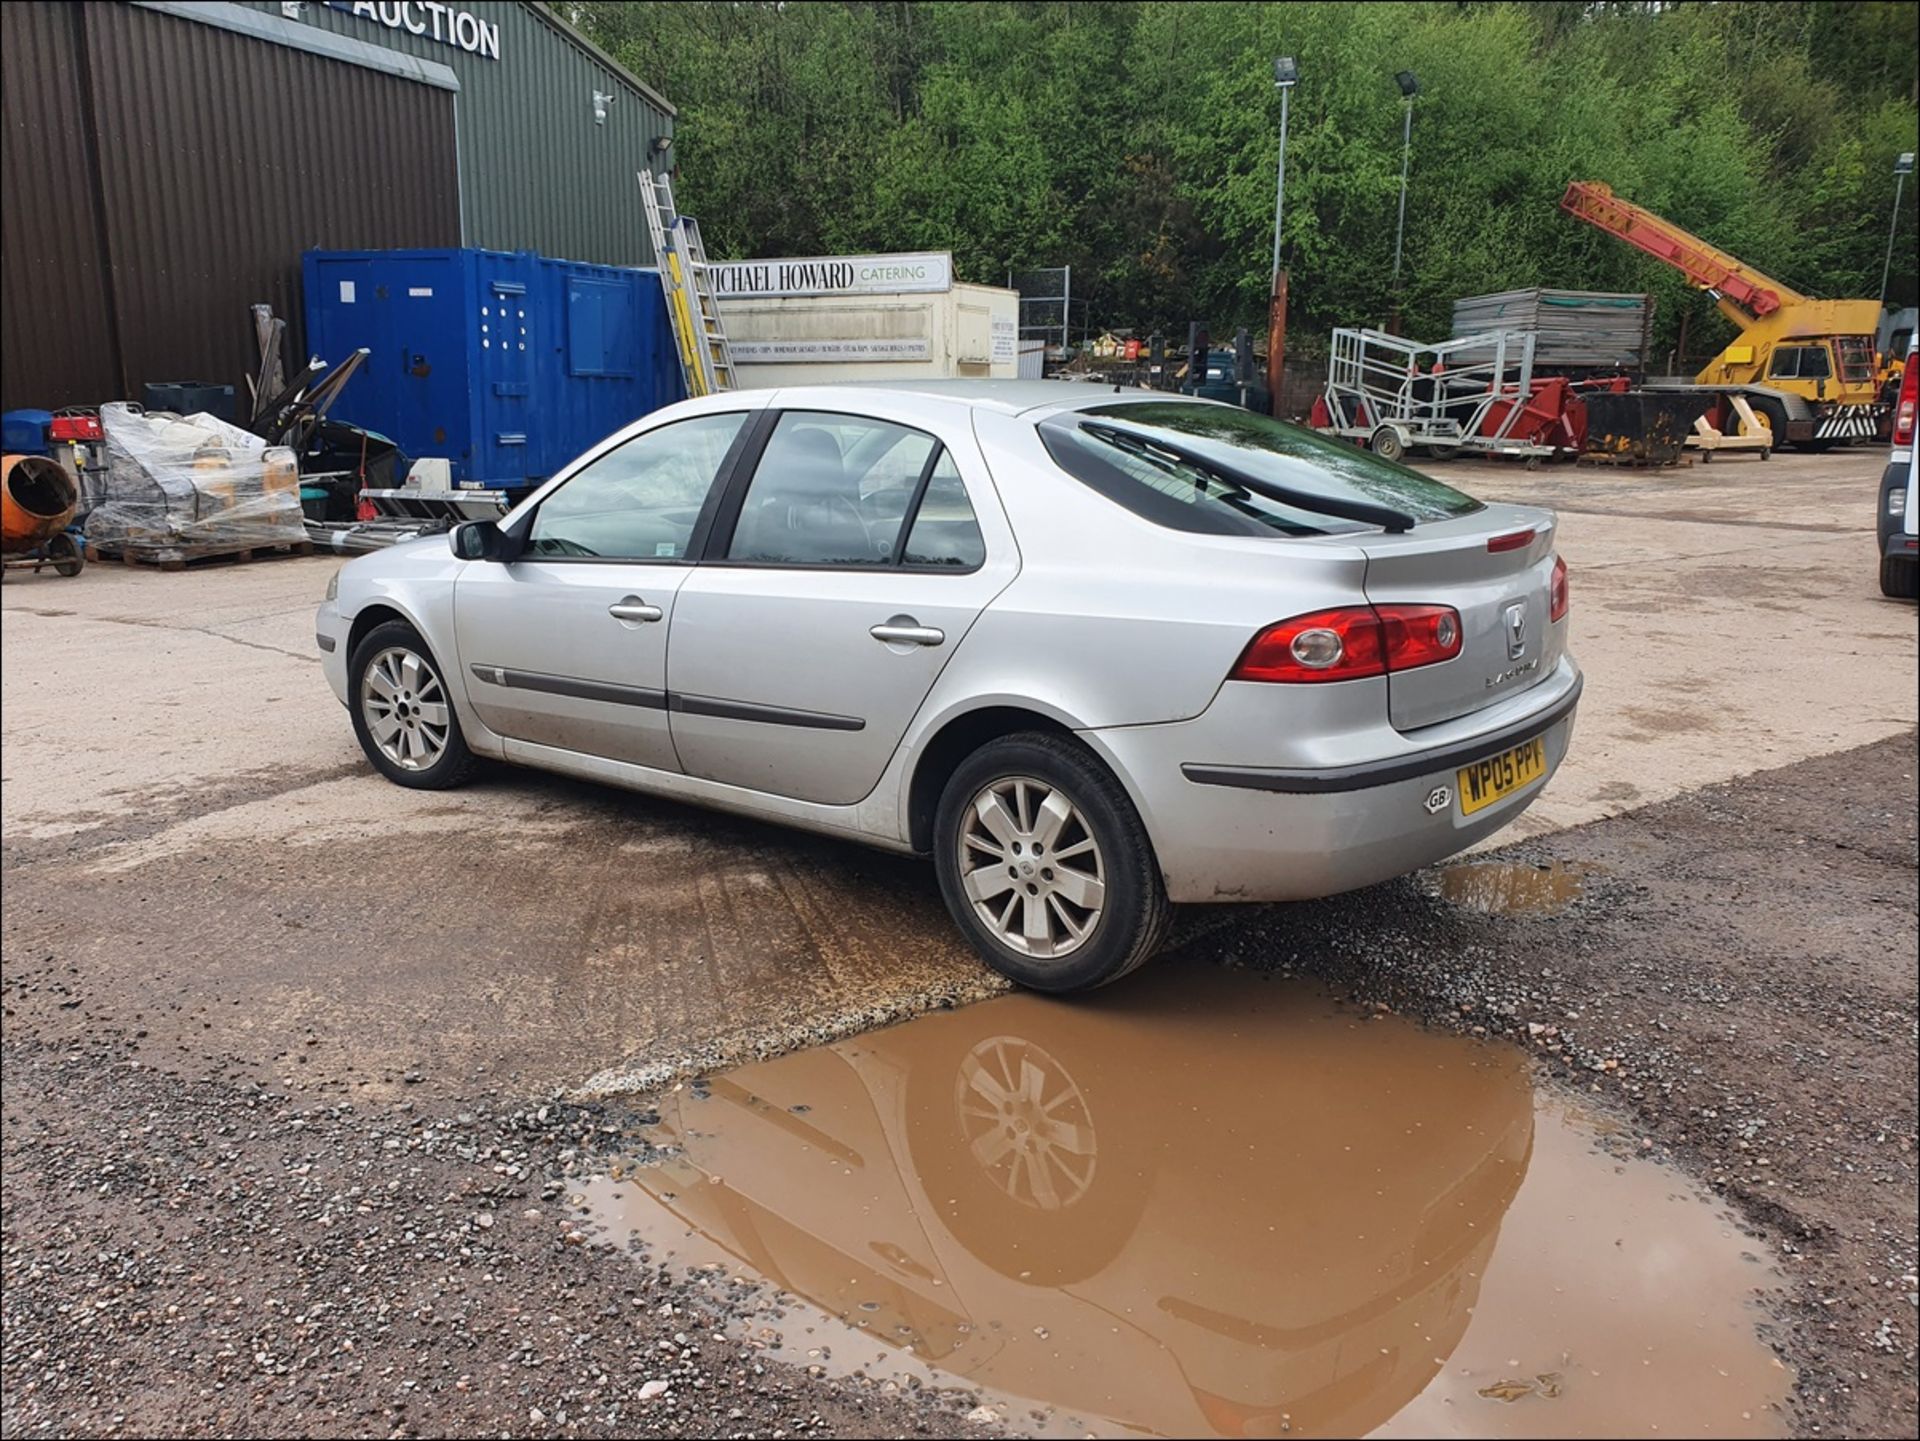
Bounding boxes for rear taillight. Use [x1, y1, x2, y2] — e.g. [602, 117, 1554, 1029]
[1549, 555, 1569, 622]
[1897, 361, 1918, 446]
[1380, 604, 1464, 669]
[1230, 604, 1460, 683]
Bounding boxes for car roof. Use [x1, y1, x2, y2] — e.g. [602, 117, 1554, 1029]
[766, 378, 1209, 418]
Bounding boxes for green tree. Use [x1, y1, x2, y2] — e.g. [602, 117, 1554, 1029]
[575, 0, 1920, 356]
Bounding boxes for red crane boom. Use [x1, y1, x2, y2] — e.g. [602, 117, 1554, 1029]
[1559, 181, 1804, 320]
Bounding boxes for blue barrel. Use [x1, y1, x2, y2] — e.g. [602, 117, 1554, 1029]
[2, 408, 52, 454]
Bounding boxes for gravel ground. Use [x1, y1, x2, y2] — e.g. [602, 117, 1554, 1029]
[0, 1047, 992, 1439]
[4, 733, 1914, 1438]
[1214, 729, 1919, 1439]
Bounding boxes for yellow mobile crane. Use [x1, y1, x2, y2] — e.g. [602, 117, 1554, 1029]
[1562, 182, 1886, 447]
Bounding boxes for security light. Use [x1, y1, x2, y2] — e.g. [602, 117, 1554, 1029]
[1395, 70, 1420, 97]
[1898, 152, 1916, 176]
[1273, 56, 1299, 88]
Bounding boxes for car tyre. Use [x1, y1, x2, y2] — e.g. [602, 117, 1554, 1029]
[1881, 555, 1919, 600]
[348, 619, 477, 790]
[933, 732, 1170, 992]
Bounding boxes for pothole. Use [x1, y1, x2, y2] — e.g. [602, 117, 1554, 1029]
[1433, 858, 1605, 916]
[581, 963, 1788, 1438]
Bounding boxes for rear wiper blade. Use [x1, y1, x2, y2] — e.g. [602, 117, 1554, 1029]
[1079, 420, 1416, 534]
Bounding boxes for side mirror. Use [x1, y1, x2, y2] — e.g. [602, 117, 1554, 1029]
[450, 520, 510, 561]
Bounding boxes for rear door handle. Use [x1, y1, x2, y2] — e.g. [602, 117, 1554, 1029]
[609, 597, 663, 623]
[870, 618, 945, 647]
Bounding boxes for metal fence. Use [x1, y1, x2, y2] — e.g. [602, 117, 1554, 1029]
[1011, 266, 1072, 356]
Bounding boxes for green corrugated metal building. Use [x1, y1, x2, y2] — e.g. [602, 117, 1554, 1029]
[2, 0, 676, 408]
[232, 0, 676, 266]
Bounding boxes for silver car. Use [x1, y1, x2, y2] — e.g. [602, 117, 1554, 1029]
[317, 382, 1580, 991]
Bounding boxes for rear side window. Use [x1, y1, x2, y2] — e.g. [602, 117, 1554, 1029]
[901, 452, 985, 568]
[728, 412, 936, 566]
[1040, 401, 1480, 538]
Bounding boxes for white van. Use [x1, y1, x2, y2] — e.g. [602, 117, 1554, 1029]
[1881, 340, 1918, 599]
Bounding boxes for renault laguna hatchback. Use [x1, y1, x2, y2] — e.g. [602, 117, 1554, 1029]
[317, 382, 1580, 991]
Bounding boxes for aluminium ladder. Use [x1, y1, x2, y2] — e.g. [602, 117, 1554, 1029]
[638, 171, 739, 396]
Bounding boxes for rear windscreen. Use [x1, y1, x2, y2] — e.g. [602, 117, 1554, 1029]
[1040, 401, 1482, 537]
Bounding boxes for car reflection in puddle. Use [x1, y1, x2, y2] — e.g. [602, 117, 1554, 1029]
[587, 962, 1787, 1439]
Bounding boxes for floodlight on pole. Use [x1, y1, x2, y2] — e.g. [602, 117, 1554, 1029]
[1270, 56, 1298, 284]
[1391, 71, 1419, 300]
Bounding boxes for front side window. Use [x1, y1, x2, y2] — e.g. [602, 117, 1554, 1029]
[1040, 401, 1480, 538]
[528, 412, 747, 560]
[728, 412, 938, 566]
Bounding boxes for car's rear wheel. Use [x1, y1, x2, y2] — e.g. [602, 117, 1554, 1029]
[933, 732, 1169, 991]
[348, 619, 476, 789]
[1881, 555, 1919, 599]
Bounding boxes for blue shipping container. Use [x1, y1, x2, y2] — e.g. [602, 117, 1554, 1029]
[302, 248, 684, 488]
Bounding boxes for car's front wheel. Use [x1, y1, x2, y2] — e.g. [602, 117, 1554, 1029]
[347, 619, 477, 789]
[933, 732, 1170, 992]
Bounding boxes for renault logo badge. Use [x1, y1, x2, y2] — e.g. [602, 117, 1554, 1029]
[1504, 601, 1528, 661]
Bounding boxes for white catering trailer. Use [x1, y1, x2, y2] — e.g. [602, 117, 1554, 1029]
[711, 251, 1020, 387]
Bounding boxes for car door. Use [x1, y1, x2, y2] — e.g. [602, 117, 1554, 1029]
[667, 406, 1017, 806]
[452, 409, 752, 769]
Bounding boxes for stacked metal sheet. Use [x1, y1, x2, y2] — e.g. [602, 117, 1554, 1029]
[1450, 289, 1651, 370]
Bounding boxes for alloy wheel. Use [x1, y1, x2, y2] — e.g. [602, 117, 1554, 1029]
[957, 775, 1106, 959]
[360, 646, 451, 771]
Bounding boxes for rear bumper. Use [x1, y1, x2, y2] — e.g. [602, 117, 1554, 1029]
[1085, 658, 1581, 904]
[1182, 676, 1581, 794]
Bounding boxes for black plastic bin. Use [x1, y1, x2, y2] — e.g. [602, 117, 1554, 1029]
[141, 382, 236, 422]
[1584, 391, 1715, 465]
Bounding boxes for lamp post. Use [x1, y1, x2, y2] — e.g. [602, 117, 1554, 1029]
[1880, 150, 1916, 313]
[1267, 56, 1299, 418]
[1270, 56, 1298, 285]
[1389, 69, 1419, 333]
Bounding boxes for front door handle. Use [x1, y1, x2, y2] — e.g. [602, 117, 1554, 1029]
[870, 617, 945, 647]
[609, 596, 663, 623]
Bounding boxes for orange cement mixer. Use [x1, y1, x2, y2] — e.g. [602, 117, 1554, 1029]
[2, 454, 85, 577]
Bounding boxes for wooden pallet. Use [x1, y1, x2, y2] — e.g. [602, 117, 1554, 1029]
[85, 539, 315, 572]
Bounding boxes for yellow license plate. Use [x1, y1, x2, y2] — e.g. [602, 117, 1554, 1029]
[1457, 737, 1547, 816]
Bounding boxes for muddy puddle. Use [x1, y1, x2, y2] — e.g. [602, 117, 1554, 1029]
[583, 963, 1787, 1438]
[1433, 858, 1603, 916]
